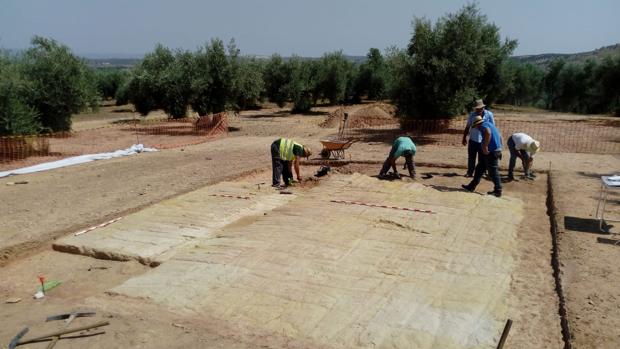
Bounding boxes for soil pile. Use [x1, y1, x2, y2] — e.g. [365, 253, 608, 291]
[320, 103, 398, 129]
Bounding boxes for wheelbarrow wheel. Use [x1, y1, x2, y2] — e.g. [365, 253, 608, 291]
[320, 148, 330, 159]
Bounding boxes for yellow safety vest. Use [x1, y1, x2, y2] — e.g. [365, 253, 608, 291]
[279, 138, 301, 161]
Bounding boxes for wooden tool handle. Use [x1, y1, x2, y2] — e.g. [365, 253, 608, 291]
[18, 321, 109, 345]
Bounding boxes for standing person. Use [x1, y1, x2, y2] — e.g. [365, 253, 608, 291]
[462, 99, 495, 177]
[379, 136, 416, 179]
[507, 132, 540, 180]
[462, 116, 503, 197]
[271, 138, 312, 188]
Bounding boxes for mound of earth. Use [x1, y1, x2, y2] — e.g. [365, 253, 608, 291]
[320, 103, 398, 129]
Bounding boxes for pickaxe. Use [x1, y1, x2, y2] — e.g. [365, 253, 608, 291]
[44, 311, 96, 349]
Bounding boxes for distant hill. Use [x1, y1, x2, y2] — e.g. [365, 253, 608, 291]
[512, 43, 620, 68]
[81, 44, 620, 70]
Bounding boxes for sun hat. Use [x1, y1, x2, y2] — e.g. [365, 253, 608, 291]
[303, 146, 312, 158]
[470, 115, 484, 128]
[474, 99, 486, 109]
[528, 140, 540, 153]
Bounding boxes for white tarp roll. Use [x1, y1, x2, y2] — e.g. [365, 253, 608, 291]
[0, 144, 157, 178]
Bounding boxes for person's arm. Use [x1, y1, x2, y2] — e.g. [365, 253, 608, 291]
[462, 121, 471, 146]
[293, 158, 301, 181]
[525, 157, 534, 174]
[482, 128, 491, 155]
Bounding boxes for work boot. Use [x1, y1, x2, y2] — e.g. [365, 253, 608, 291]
[487, 190, 502, 197]
[461, 184, 474, 192]
[506, 174, 515, 182]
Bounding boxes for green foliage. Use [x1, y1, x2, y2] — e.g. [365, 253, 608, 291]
[394, 4, 517, 118]
[355, 48, 388, 101]
[95, 68, 129, 100]
[263, 54, 291, 107]
[542, 56, 620, 114]
[230, 56, 265, 110]
[127, 44, 174, 116]
[0, 55, 41, 136]
[190, 39, 233, 116]
[285, 57, 318, 113]
[20, 36, 99, 132]
[114, 78, 131, 106]
[227, 40, 265, 110]
[316, 51, 354, 104]
[497, 61, 545, 106]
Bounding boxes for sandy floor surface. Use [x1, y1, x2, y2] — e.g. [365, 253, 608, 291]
[1, 104, 619, 348]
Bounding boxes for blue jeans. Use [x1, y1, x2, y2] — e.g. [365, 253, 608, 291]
[467, 140, 482, 175]
[507, 137, 530, 177]
[467, 151, 502, 193]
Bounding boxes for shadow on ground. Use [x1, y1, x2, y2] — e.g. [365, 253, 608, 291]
[564, 215, 613, 234]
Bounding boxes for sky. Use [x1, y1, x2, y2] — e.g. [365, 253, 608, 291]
[1, 0, 619, 58]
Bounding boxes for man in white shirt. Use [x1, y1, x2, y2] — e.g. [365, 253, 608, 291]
[507, 132, 540, 180]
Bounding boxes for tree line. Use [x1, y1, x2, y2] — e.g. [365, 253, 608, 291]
[1, 4, 618, 136]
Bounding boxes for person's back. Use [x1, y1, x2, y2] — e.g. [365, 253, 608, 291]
[482, 122, 502, 152]
[392, 136, 416, 158]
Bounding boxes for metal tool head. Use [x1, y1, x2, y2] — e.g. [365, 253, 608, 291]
[46, 311, 96, 322]
[8, 327, 29, 349]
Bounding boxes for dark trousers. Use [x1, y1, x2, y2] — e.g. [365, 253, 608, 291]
[467, 140, 482, 176]
[380, 155, 415, 177]
[467, 151, 502, 193]
[507, 137, 530, 177]
[271, 141, 292, 186]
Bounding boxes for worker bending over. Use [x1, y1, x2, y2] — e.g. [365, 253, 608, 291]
[507, 132, 540, 180]
[379, 136, 416, 179]
[271, 138, 312, 188]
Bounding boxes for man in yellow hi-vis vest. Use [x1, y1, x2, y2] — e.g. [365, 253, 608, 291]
[271, 138, 312, 187]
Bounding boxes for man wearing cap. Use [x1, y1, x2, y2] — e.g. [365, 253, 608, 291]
[462, 99, 495, 177]
[507, 132, 540, 180]
[379, 136, 416, 179]
[462, 116, 503, 197]
[271, 138, 312, 188]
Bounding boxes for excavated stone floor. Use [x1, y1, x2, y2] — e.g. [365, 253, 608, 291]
[58, 173, 529, 348]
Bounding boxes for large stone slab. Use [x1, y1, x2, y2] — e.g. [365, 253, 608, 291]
[54, 182, 294, 265]
[108, 174, 523, 348]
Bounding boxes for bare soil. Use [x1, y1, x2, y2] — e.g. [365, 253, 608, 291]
[1, 104, 619, 348]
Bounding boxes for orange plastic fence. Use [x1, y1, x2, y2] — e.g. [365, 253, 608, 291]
[348, 118, 620, 154]
[0, 113, 228, 171]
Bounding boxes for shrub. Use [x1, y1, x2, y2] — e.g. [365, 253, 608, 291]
[285, 57, 318, 113]
[19, 36, 99, 131]
[127, 44, 174, 116]
[95, 68, 129, 100]
[0, 55, 41, 136]
[316, 51, 354, 104]
[263, 54, 291, 107]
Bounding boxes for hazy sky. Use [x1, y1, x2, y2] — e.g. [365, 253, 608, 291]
[1, 0, 619, 58]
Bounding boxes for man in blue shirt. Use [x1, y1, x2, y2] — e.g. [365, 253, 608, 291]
[462, 99, 495, 177]
[462, 116, 503, 197]
[379, 136, 416, 179]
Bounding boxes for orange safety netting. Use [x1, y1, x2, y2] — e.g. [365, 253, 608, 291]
[0, 113, 228, 171]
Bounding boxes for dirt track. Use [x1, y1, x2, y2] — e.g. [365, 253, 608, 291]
[1, 104, 619, 348]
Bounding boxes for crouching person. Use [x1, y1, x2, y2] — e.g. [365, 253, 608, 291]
[271, 138, 312, 188]
[379, 136, 416, 179]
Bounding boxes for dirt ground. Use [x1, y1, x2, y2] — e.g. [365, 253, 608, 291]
[1, 104, 619, 348]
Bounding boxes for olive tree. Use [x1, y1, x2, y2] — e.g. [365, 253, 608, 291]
[394, 4, 517, 118]
[20, 36, 99, 131]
